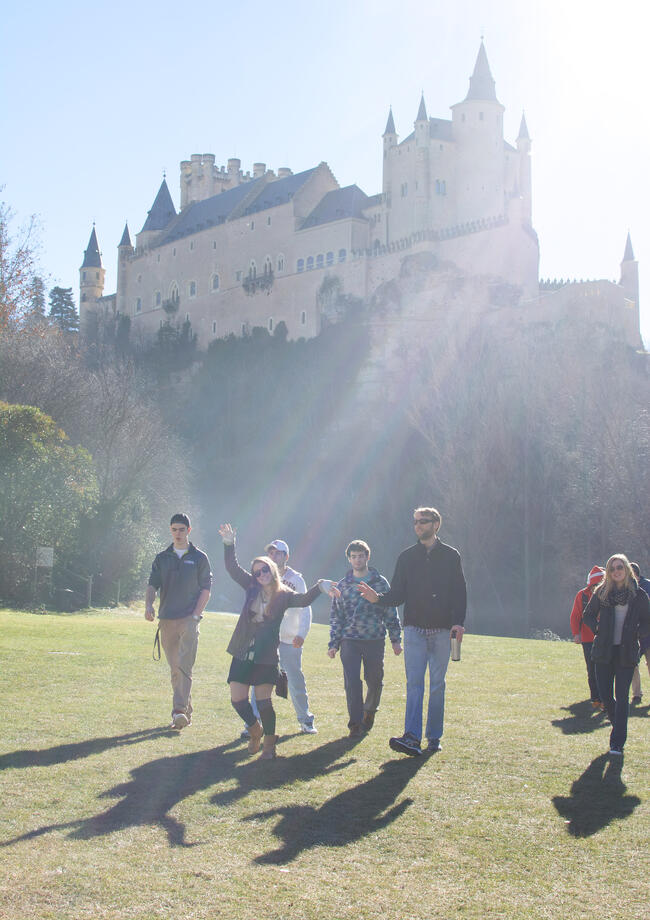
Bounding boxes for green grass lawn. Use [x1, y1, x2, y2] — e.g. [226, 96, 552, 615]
[0, 607, 647, 920]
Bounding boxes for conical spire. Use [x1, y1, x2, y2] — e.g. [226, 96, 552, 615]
[416, 93, 427, 122]
[518, 112, 530, 140]
[383, 106, 396, 136]
[119, 222, 132, 248]
[82, 226, 102, 268]
[141, 179, 176, 232]
[622, 232, 635, 262]
[465, 40, 498, 102]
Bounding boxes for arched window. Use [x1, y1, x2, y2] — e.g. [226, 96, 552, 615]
[277, 254, 285, 272]
[268, 317, 274, 332]
[155, 291, 162, 306]
[264, 256, 273, 275]
[189, 280, 197, 298]
[136, 297, 142, 313]
[211, 273, 220, 292]
[169, 281, 179, 303]
[212, 321, 217, 334]
[306, 256, 314, 271]
[316, 254, 324, 269]
[297, 258, 304, 273]
[249, 260, 257, 279]
[301, 310, 306, 326]
[338, 249, 347, 263]
[82, 271, 86, 281]
[326, 251, 334, 266]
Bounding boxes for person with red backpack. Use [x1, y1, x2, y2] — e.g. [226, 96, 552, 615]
[570, 566, 605, 709]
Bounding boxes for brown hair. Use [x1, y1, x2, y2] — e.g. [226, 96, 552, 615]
[346, 540, 371, 559]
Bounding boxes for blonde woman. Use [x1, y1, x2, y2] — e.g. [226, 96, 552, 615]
[583, 554, 650, 756]
[219, 524, 339, 760]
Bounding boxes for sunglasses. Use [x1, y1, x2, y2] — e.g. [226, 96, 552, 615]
[253, 564, 271, 578]
[414, 518, 435, 525]
[610, 564, 625, 572]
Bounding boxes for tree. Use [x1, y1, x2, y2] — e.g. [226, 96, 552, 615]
[29, 276, 46, 315]
[48, 286, 79, 334]
[0, 197, 40, 329]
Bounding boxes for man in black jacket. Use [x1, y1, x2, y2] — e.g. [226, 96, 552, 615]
[145, 513, 212, 729]
[358, 507, 466, 756]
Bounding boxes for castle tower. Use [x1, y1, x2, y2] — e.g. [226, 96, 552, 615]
[116, 222, 133, 316]
[136, 178, 176, 250]
[450, 41, 506, 223]
[516, 112, 532, 225]
[414, 94, 430, 231]
[79, 225, 105, 332]
[382, 107, 397, 200]
[619, 233, 640, 344]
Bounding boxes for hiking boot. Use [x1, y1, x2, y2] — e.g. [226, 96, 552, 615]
[389, 732, 422, 756]
[247, 720, 263, 754]
[362, 711, 375, 731]
[260, 734, 278, 760]
[349, 723, 363, 738]
[426, 738, 442, 754]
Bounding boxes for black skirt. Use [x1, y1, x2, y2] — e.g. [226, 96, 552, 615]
[227, 657, 280, 686]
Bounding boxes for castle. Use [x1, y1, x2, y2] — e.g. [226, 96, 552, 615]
[80, 43, 642, 350]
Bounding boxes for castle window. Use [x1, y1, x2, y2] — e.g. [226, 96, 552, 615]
[326, 251, 334, 266]
[96, 272, 100, 280]
[250, 221, 255, 230]
[236, 270, 242, 281]
[306, 256, 314, 271]
[267, 216, 271, 226]
[301, 311, 306, 325]
[277, 254, 285, 272]
[441, 180, 446, 195]
[213, 241, 217, 249]
[137, 274, 142, 283]
[185, 312, 190, 322]
[173, 248, 176, 256]
[338, 249, 347, 263]
[316, 254, 324, 269]
[81, 293, 87, 302]
[268, 317, 273, 332]
[136, 297, 142, 313]
[155, 291, 162, 306]
[479, 111, 484, 121]
[169, 281, 179, 303]
[211, 273, 220, 292]
[82, 271, 86, 281]
[248, 260, 257, 279]
[157, 254, 161, 262]
[189, 280, 197, 298]
[242, 323, 247, 335]
[190, 241, 194, 250]
[264, 256, 272, 275]
[401, 183, 408, 197]
[212, 321, 217, 334]
[297, 259, 304, 273]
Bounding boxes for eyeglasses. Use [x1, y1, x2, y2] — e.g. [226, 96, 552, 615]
[610, 564, 625, 572]
[414, 518, 435, 526]
[252, 565, 271, 578]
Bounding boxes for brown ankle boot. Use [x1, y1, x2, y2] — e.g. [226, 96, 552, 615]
[259, 734, 278, 760]
[247, 720, 263, 754]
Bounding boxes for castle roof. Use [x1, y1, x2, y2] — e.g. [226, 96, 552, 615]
[156, 167, 319, 245]
[82, 226, 102, 267]
[622, 232, 635, 262]
[383, 107, 396, 136]
[402, 118, 453, 145]
[518, 112, 530, 140]
[416, 94, 428, 122]
[119, 222, 132, 248]
[141, 179, 177, 232]
[300, 185, 370, 229]
[464, 41, 499, 102]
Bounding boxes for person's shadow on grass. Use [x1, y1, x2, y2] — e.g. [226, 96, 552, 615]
[551, 754, 640, 837]
[0, 727, 171, 771]
[551, 700, 607, 735]
[245, 756, 425, 864]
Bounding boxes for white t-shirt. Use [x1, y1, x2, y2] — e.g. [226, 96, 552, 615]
[279, 566, 312, 644]
[613, 604, 628, 645]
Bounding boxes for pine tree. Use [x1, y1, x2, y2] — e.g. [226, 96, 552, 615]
[29, 276, 46, 315]
[48, 286, 79, 333]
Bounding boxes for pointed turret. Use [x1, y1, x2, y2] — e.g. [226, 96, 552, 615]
[383, 106, 396, 136]
[622, 232, 635, 262]
[518, 112, 530, 141]
[140, 179, 176, 233]
[82, 226, 102, 268]
[416, 93, 427, 123]
[118, 222, 133, 248]
[465, 40, 499, 102]
[619, 232, 641, 345]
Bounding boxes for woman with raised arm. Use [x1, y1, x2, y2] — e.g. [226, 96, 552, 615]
[219, 523, 339, 760]
[583, 553, 650, 757]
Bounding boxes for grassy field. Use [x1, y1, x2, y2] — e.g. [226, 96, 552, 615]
[0, 607, 647, 920]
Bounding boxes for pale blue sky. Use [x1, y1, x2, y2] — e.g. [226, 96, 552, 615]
[2, 0, 648, 341]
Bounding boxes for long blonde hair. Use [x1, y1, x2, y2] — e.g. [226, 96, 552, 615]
[596, 554, 636, 604]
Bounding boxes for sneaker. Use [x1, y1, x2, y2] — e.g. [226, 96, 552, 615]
[362, 711, 375, 731]
[608, 747, 623, 756]
[171, 711, 189, 730]
[389, 732, 422, 756]
[349, 723, 363, 738]
[300, 721, 318, 734]
[240, 727, 250, 740]
[631, 695, 642, 705]
[426, 738, 442, 754]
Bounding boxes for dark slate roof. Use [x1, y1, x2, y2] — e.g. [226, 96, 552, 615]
[242, 167, 317, 215]
[141, 180, 177, 232]
[300, 185, 370, 230]
[623, 232, 635, 261]
[119, 222, 132, 247]
[384, 107, 396, 135]
[465, 41, 498, 102]
[416, 94, 428, 122]
[82, 227, 102, 267]
[402, 118, 453, 146]
[364, 193, 383, 208]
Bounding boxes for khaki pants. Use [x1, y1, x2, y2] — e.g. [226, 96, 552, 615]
[159, 615, 200, 717]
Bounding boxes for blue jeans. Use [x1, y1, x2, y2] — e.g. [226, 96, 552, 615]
[339, 638, 384, 726]
[595, 650, 634, 751]
[250, 641, 314, 726]
[403, 625, 450, 741]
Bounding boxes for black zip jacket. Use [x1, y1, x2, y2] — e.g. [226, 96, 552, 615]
[148, 542, 212, 619]
[583, 586, 650, 667]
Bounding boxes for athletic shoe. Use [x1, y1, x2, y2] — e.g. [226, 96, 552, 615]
[171, 711, 189, 729]
[362, 711, 375, 731]
[300, 721, 318, 734]
[608, 747, 623, 756]
[389, 732, 422, 756]
[426, 738, 442, 754]
[631, 695, 642, 705]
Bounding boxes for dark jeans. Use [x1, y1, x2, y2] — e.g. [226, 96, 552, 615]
[581, 641, 600, 701]
[339, 639, 385, 727]
[595, 648, 635, 751]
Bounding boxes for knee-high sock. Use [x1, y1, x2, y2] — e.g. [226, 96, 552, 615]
[256, 697, 276, 735]
[231, 698, 257, 726]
